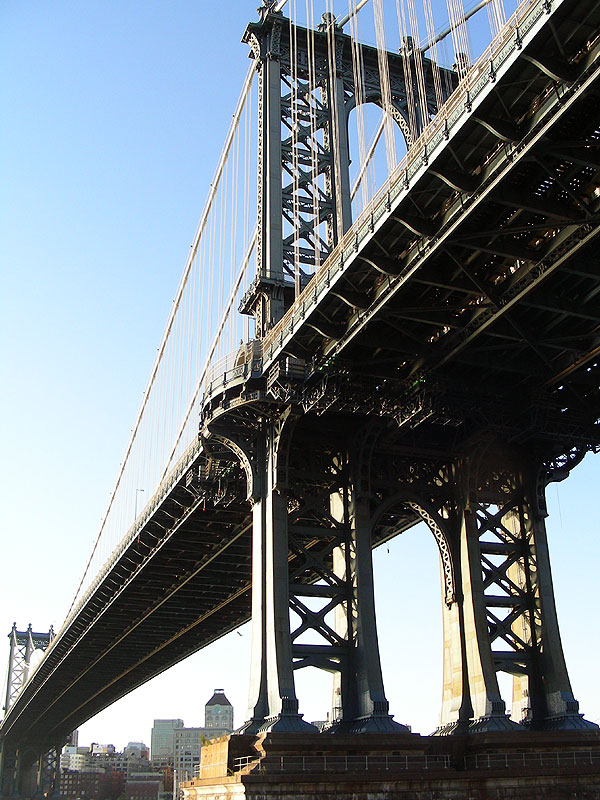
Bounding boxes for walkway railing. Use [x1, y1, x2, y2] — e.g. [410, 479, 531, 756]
[232, 753, 452, 773]
[193, 749, 600, 777]
[464, 750, 600, 769]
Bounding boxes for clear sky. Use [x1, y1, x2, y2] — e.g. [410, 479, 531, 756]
[1, 0, 598, 751]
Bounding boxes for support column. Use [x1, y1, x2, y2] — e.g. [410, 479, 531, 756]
[19, 754, 38, 799]
[7, 748, 21, 798]
[322, 16, 352, 247]
[438, 582, 473, 734]
[328, 474, 408, 733]
[457, 501, 522, 731]
[262, 41, 284, 289]
[34, 746, 61, 799]
[242, 15, 286, 336]
[511, 498, 595, 730]
[241, 418, 316, 733]
[330, 35, 352, 241]
[435, 445, 597, 732]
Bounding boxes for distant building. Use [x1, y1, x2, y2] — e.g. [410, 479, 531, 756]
[59, 747, 97, 773]
[91, 743, 116, 755]
[60, 741, 159, 788]
[150, 719, 184, 767]
[59, 770, 109, 798]
[170, 689, 234, 777]
[124, 742, 149, 760]
[173, 728, 203, 778]
[65, 730, 79, 747]
[90, 745, 152, 780]
[122, 780, 161, 800]
[204, 689, 233, 731]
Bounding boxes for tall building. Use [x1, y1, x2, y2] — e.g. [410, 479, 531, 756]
[173, 728, 204, 778]
[150, 719, 184, 766]
[204, 689, 233, 731]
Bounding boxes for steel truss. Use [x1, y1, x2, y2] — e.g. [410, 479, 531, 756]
[369, 437, 595, 733]
[208, 397, 596, 733]
[4, 625, 54, 713]
[207, 410, 408, 732]
[2, 625, 63, 796]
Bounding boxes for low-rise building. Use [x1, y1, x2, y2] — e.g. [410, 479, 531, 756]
[59, 770, 108, 799]
[122, 779, 161, 800]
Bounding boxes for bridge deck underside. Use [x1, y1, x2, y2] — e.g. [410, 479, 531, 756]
[266, 0, 600, 448]
[2, 0, 600, 754]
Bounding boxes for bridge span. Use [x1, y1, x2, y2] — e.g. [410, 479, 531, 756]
[2, 0, 600, 793]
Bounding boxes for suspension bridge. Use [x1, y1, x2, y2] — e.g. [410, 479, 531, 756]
[2, 0, 600, 794]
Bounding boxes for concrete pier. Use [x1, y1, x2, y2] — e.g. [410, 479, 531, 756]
[181, 731, 600, 799]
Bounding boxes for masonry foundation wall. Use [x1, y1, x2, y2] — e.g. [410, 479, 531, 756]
[181, 732, 600, 800]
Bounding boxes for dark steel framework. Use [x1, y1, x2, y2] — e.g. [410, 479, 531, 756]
[2, 0, 600, 792]
[239, 5, 456, 335]
[207, 0, 600, 734]
[3, 626, 54, 715]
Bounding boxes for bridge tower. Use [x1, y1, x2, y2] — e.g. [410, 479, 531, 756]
[239, 2, 455, 338]
[203, 0, 599, 738]
[3, 624, 54, 715]
[1, 625, 60, 798]
[214, 1, 456, 735]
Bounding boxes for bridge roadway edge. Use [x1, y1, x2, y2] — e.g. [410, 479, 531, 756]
[182, 730, 600, 799]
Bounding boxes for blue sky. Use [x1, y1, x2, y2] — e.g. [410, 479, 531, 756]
[1, 0, 598, 748]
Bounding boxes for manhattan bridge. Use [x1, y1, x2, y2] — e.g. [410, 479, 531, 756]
[2, 0, 600, 795]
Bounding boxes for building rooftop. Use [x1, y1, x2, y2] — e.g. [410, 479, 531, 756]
[205, 689, 232, 707]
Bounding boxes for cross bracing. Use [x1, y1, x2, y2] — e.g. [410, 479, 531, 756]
[1, 0, 600, 780]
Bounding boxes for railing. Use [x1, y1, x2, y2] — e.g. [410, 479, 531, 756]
[204, 750, 600, 777]
[464, 750, 600, 770]
[232, 753, 451, 773]
[260, 0, 556, 368]
[191, 762, 228, 779]
[203, 341, 263, 400]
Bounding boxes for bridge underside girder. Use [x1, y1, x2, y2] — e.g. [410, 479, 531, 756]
[264, 0, 600, 440]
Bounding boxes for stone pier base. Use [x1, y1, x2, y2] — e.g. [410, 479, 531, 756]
[181, 730, 600, 800]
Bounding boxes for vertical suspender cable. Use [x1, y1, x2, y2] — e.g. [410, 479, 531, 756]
[373, 0, 397, 175]
[406, 0, 431, 135]
[307, 0, 321, 272]
[349, 0, 371, 212]
[396, 0, 418, 144]
[423, 0, 445, 113]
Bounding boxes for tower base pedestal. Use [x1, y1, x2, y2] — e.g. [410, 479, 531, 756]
[181, 730, 600, 800]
